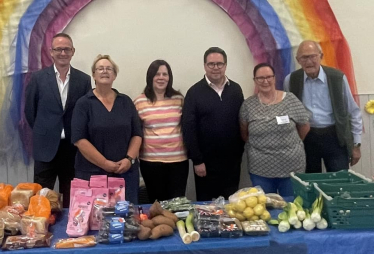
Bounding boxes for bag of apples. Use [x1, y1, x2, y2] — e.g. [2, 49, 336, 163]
[225, 187, 270, 222]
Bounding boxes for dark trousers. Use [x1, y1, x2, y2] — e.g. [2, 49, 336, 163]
[304, 126, 349, 173]
[34, 139, 76, 208]
[140, 160, 189, 203]
[194, 156, 242, 201]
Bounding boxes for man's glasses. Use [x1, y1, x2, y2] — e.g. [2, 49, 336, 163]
[95, 67, 114, 73]
[254, 75, 275, 83]
[298, 54, 320, 63]
[52, 47, 74, 54]
[206, 62, 226, 69]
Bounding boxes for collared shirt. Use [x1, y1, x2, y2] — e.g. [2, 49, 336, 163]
[284, 66, 362, 143]
[205, 75, 230, 99]
[54, 64, 71, 139]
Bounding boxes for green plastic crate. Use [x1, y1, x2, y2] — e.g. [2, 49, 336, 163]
[314, 183, 374, 229]
[290, 170, 372, 208]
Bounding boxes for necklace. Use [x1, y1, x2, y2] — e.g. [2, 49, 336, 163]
[258, 90, 277, 106]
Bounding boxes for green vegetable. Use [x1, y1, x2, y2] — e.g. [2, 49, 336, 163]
[294, 196, 306, 221]
[185, 213, 200, 241]
[286, 202, 298, 225]
[176, 220, 192, 244]
[268, 219, 279, 225]
[277, 211, 290, 232]
[316, 218, 328, 229]
[311, 195, 323, 223]
[293, 220, 302, 229]
[302, 209, 315, 231]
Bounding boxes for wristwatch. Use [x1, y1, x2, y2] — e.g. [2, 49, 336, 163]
[353, 143, 361, 148]
[125, 155, 136, 165]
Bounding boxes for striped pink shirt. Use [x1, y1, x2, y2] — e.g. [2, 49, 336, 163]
[134, 94, 187, 162]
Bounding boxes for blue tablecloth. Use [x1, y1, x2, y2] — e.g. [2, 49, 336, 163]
[2, 198, 374, 254]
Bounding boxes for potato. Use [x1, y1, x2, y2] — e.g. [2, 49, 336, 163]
[152, 215, 176, 229]
[141, 219, 155, 229]
[149, 201, 163, 218]
[149, 224, 174, 239]
[137, 225, 152, 240]
[161, 210, 178, 223]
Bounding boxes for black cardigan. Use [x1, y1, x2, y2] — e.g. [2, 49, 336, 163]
[182, 77, 244, 165]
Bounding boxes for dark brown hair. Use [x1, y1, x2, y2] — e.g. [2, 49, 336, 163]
[144, 60, 182, 103]
[253, 63, 275, 78]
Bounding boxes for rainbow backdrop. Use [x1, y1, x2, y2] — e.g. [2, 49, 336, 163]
[0, 0, 357, 166]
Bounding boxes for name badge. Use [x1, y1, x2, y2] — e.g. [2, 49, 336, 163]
[276, 115, 290, 125]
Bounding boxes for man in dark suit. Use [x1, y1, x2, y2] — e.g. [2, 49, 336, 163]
[25, 33, 91, 207]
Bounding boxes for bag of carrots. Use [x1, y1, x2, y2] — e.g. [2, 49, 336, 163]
[0, 183, 13, 209]
[24, 195, 51, 219]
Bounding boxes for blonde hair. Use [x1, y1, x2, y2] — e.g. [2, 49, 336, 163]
[91, 54, 119, 76]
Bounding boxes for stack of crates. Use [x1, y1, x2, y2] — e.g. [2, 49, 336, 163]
[314, 183, 374, 229]
[290, 169, 374, 229]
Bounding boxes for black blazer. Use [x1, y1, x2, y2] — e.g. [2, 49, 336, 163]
[24, 65, 91, 164]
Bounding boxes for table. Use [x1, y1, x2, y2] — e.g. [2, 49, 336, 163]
[2, 201, 374, 254]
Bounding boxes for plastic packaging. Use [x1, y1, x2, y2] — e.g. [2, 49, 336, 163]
[0, 204, 24, 236]
[241, 220, 270, 235]
[90, 198, 108, 230]
[194, 205, 223, 238]
[66, 195, 93, 237]
[23, 195, 51, 219]
[265, 193, 287, 209]
[160, 196, 192, 211]
[20, 216, 49, 235]
[0, 183, 13, 209]
[2, 233, 52, 250]
[38, 188, 62, 212]
[220, 218, 243, 238]
[10, 183, 42, 209]
[54, 235, 96, 249]
[108, 177, 125, 207]
[0, 220, 4, 244]
[228, 186, 265, 204]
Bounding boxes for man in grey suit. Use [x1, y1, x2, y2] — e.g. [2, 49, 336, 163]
[25, 33, 91, 207]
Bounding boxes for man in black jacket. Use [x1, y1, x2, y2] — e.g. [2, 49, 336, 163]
[182, 47, 244, 201]
[25, 33, 91, 207]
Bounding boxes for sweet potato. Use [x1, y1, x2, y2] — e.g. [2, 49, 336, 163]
[137, 225, 152, 240]
[141, 219, 155, 229]
[151, 215, 176, 229]
[149, 201, 163, 218]
[149, 224, 174, 239]
[162, 210, 178, 223]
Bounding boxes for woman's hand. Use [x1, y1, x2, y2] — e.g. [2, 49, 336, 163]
[102, 159, 120, 173]
[114, 158, 132, 174]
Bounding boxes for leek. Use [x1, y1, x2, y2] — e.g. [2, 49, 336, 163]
[316, 218, 328, 230]
[311, 195, 323, 223]
[286, 202, 298, 225]
[294, 196, 306, 221]
[278, 211, 290, 232]
[293, 220, 302, 229]
[302, 209, 315, 231]
[185, 212, 200, 241]
[176, 220, 192, 244]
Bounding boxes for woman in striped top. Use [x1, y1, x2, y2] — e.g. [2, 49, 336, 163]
[134, 60, 189, 203]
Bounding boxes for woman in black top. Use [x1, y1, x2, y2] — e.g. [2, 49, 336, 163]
[71, 54, 142, 204]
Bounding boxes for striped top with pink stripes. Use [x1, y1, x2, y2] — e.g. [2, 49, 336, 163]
[134, 93, 187, 163]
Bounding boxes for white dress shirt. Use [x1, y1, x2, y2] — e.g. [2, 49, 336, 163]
[54, 65, 71, 139]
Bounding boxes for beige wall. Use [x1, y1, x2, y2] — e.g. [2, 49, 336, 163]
[66, 0, 255, 99]
[66, 0, 374, 96]
[329, 0, 374, 94]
